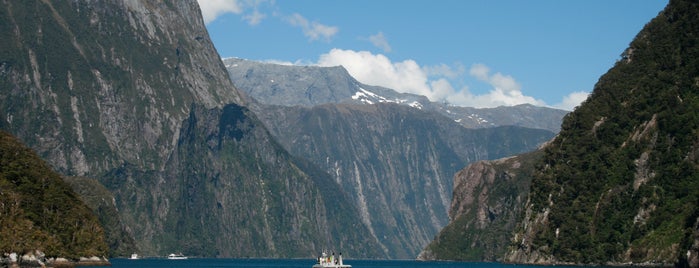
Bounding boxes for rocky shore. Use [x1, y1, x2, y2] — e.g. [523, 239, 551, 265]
[0, 251, 109, 267]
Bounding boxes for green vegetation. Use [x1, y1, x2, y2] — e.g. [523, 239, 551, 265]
[0, 130, 108, 259]
[63, 176, 137, 257]
[522, 0, 699, 264]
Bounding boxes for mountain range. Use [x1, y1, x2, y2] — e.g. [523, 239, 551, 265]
[223, 58, 563, 258]
[0, 0, 562, 260]
[224, 57, 567, 133]
[6, 0, 696, 266]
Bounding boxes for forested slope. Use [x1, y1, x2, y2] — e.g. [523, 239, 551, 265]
[506, 0, 699, 265]
[0, 130, 108, 260]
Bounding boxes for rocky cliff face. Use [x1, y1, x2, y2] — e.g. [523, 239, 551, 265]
[418, 151, 541, 261]
[1, 0, 243, 177]
[101, 103, 383, 257]
[1, 0, 385, 258]
[254, 103, 554, 258]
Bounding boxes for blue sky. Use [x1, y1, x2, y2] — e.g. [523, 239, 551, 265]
[199, 0, 668, 110]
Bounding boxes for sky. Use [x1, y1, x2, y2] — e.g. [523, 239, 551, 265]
[198, 0, 668, 111]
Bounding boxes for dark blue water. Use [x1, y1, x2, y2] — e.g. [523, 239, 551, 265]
[93, 258, 537, 268]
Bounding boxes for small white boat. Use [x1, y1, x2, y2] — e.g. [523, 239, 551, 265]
[312, 251, 350, 268]
[167, 253, 188, 260]
[129, 253, 139, 259]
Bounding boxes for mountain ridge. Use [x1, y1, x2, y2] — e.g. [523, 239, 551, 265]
[224, 57, 568, 133]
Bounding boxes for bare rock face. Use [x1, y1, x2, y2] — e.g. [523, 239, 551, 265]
[419, 152, 540, 261]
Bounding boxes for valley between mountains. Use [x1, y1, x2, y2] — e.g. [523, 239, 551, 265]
[5, 0, 696, 267]
[0, 0, 561, 260]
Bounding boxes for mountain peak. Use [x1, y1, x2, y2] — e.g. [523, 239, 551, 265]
[224, 58, 567, 133]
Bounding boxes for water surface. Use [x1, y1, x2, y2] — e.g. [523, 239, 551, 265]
[92, 258, 541, 268]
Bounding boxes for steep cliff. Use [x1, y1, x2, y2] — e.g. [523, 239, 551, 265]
[255, 103, 554, 258]
[0, 0, 384, 258]
[0, 0, 243, 177]
[500, 0, 698, 265]
[100, 103, 383, 257]
[418, 151, 541, 261]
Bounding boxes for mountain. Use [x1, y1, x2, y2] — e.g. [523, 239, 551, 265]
[223, 58, 568, 133]
[0, 130, 108, 263]
[223, 58, 429, 109]
[417, 151, 541, 261]
[0, 0, 384, 258]
[1, 0, 243, 176]
[254, 103, 554, 258]
[224, 57, 558, 258]
[101, 103, 384, 257]
[424, 0, 699, 266]
[224, 57, 562, 258]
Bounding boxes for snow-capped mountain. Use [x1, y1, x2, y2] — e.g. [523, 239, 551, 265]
[224, 57, 567, 133]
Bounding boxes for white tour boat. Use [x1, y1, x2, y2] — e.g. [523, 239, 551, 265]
[167, 253, 188, 260]
[312, 251, 350, 268]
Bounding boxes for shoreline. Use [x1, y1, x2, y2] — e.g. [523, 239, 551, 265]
[1, 252, 110, 267]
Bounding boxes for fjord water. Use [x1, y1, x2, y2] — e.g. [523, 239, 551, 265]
[92, 258, 545, 268]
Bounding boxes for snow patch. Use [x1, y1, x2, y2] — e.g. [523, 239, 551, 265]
[352, 87, 423, 109]
[466, 113, 489, 124]
[408, 101, 423, 109]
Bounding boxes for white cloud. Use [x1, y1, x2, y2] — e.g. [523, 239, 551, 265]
[314, 49, 553, 108]
[465, 63, 546, 108]
[197, 0, 243, 24]
[423, 63, 464, 79]
[265, 49, 584, 110]
[287, 13, 339, 42]
[317, 49, 432, 98]
[369, 32, 392, 53]
[197, 1, 338, 42]
[554, 91, 590, 111]
[469, 63, 490, 81]
[243, 8, 266, 25]
[197, 0, 270, 25]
